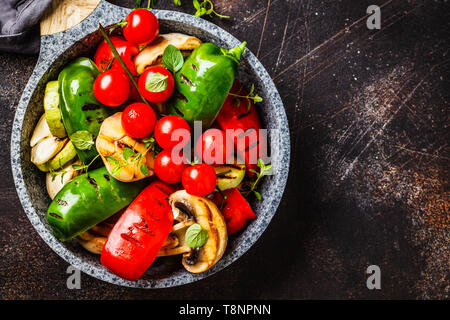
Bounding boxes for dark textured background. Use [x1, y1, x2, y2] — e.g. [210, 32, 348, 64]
[0, 0, 448, 299]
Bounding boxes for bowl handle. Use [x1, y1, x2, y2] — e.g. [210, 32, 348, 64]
[39, 0, 130, 58]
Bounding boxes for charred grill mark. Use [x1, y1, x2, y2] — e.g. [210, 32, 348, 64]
[179, 74, 193, 87]
[82, 104, 101, 111]
[104, 174, 110, 181]
[154, 184, 172, 196]
[237, 111, 252, 120]
[86, 116, 93, 123]
[117, 141, 133, 150]
[55, 137, 66, 142]
[190, 64, 198, 72]
[236, 127, 256, 140]
[96, 117, 104, 124]
[88, 177, 98, 189]
[49, 212, 63, 220]
[152, 196, 164, 207]
[120, 233, 144, 247]
[246, 140, 260, 152]
[175, 91, 189, 103]
[173, 106, 185, 117]
[55, 199, 68, 206]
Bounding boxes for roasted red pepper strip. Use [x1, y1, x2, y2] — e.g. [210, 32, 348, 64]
[214, 80, 265, 177]
[212, 188, 256, 235]
[100, 181, 175, 281]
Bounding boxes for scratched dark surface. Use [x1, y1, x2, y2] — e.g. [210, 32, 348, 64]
[0, 0, 448, 299]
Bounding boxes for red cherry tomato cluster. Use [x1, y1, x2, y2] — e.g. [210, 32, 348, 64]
[92, 10, 161, 107]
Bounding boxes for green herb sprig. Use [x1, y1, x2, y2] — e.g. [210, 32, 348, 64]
[193, 0, 229, 19]
[229, 84, 263, 110]
[242, 158, 272, 200]
[50, 154, 100, 184]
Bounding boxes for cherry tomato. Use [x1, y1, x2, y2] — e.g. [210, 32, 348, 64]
[123, 9, 159, 46]
[154, 115, 191, 151]
[138, 66, 174, 103]
[182, 164, 217, 196]
[121, 103, 157, 139]
[154, 150, 189, 184]
[195, 128, 233, 165]
[94, 36, 139, 74]
[93, 69, 130, 107]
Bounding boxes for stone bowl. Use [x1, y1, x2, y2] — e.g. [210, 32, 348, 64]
[11, 0, 290, 288]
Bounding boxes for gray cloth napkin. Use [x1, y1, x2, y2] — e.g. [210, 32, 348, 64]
[0, 0, 53, 54]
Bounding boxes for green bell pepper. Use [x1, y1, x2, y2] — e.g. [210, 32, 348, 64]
[47, 167, 147, 241]
[167, 41, 247, 129]
[58, 57, 113, 164]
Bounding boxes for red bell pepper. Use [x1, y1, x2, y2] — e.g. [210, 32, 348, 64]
[94, 36, 139, 75]
[100, 180, 175, 281]
[212, 188, 256, 235]
[215, 80, 265, 178]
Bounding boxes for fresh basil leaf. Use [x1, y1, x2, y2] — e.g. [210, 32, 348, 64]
[140, 164, 149, 176]
[70, 130, 94, 150]
[253, 190, 262, 200]
[145, 72, 168, 92]
[162, 44, 184, 73]
[123, 147, 135, 160]
[185, 223, 208, 248]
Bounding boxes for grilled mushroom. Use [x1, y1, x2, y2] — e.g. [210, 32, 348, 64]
[134, 33, 202, 75]
[168, 190, 228, 273]
[96, 112, 155, 182]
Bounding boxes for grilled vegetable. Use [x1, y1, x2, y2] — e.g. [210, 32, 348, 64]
[43, 81, 66, 138]
[169, 190, 227, 273]
[36, 140, 77, 172]
[215, 80, 265, 177]
[134, 33, 202, 75]
[30, 114, 67, 166]
[101, 181, 176, 281]
[58, 57, 114, 164]
[46, 167, 147, 241]
[167, 41, 247, 129]
[45, 161, 81, 199]
[212, 188, 256, 235]
[214, 161, 246, 191]
[96, 112, 155, 182]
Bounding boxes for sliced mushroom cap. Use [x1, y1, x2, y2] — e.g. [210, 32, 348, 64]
[134, 33, 202, 75]
[96, 112, 155, 182]
[169, 190, 228, 273]
[156, 220, 194, 257]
